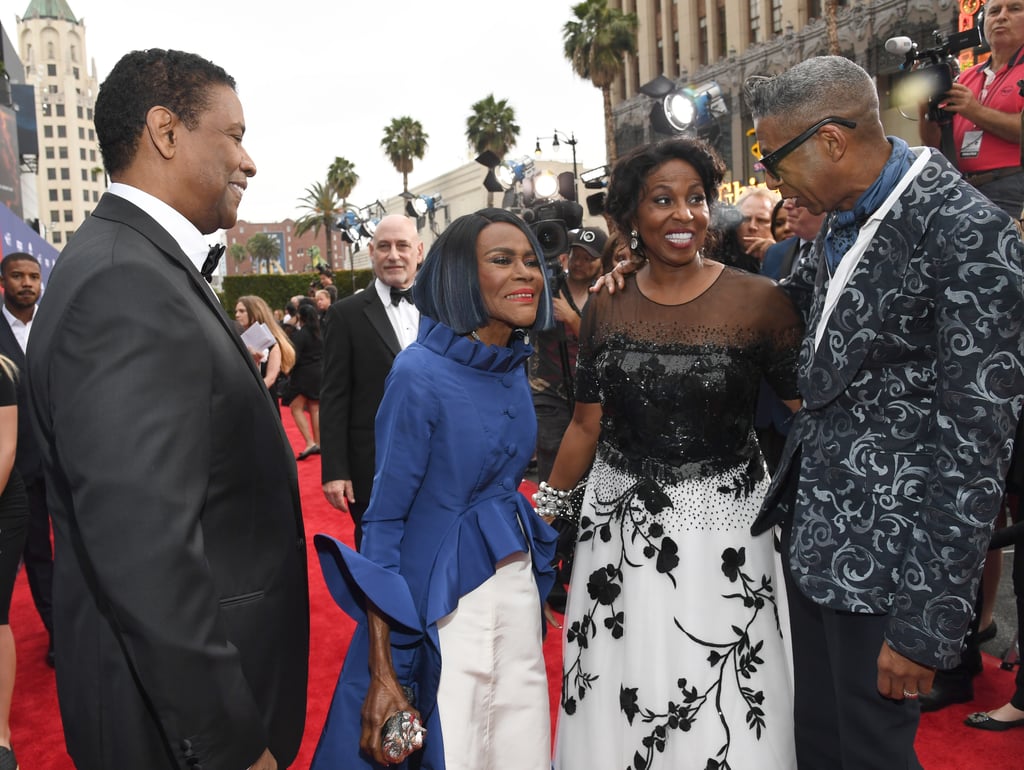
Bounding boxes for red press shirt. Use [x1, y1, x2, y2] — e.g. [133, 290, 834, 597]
[952, 46, 1024, 174]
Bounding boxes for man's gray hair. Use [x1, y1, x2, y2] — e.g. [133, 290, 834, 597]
[744, 56, 878, 124]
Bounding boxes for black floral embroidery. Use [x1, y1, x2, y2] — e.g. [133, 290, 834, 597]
[562, 496, 779, 770]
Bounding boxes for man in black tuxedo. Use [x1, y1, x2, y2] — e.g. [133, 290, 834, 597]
[0, 252, 54, 666]
[320, 214, 423, 548]
[26, 49, 308, 770]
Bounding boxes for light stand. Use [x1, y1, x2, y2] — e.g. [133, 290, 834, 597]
[535, 130, 579, 202]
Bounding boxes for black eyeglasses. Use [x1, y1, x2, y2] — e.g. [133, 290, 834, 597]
[756, 116, 857, 179]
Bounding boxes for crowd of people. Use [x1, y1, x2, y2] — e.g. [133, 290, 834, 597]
[4, 14, 1024, 769]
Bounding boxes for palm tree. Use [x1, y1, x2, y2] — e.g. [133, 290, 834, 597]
[327, 157, 359, 276]
[246, 232, 281, 274]
[228, 243, 248, 272]
[563, 0, 638, 165]
[327, 156, 359, 208]
[294, 181, 342, 269]
[381, 116, 429, 194]
[466, 94, 520, 206]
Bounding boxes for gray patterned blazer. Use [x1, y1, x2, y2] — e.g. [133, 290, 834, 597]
[752, 148, 1024, 669]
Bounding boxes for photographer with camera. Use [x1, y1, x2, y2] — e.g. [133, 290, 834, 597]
[918, 1, 1024, 219]
[529, 225, 608, 482]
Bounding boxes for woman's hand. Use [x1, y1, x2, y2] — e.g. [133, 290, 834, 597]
[359, 673, 420, 765]
[590, 256, 641, 295]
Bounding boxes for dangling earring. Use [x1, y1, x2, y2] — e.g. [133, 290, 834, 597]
[629, 229, 640, 252]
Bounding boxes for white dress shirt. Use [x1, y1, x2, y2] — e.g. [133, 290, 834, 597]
[2, 303, 34, 353]
[374, 278, 419, 350]
[108, 183, 218, 279]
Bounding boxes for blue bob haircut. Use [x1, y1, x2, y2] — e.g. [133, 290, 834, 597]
[413, 207, 555, 335]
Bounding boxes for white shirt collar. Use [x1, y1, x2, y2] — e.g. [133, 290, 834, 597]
[373, 278, 394, 306]
[108, 182, 212, 272]
[2, 304, 34, 327]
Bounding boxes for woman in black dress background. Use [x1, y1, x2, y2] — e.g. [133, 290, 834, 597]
[283, 302, 323, 460]
[0, 353, 28, 770]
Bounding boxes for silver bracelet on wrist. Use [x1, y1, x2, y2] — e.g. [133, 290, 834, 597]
[533, 480, 577, 522]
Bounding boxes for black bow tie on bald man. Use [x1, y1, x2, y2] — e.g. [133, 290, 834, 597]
[201, 244, 225, 283]
[390, 286, 414, 306]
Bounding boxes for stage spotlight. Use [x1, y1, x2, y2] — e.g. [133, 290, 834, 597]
[580, 165, 609, 189]
[475, 150, 505, 193]
[406, 193, 443, 217]
[557, 171, 576, 201]
[648, 80, 727, 137]
[358, 219, 378, 239]
[495, 158, 534, 190]
[639, 74, 677, 99]
[586, 192, 607, 217]
[534, 170, 558, 200]
[336, 210, 362, 244]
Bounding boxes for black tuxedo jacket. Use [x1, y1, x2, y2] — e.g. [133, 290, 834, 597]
[26, 193, 309, 769]
[319, 284, 402, 502]
[0, 313, 42, 480]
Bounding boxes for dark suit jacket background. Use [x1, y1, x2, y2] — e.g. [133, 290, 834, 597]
[320, 286, 402, 503]
[755, 237, 802, 439]
[0, 316, 42, 481]
[760, 236, 800, 283]
[26, 193, 309, 770]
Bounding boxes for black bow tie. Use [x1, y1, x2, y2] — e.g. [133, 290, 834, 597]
[390, 286, 414, 306]
[201, 244, 225, 283]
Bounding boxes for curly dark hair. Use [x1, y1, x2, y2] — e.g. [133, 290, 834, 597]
[95, 49, 235, 177]
[605, 136, 726, 245]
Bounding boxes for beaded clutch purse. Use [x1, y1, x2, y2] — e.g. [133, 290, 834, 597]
[381, 686, 426, 763]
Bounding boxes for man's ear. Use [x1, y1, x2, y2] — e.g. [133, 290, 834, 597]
[819, 123, 849, 162]
[145, 106, 178, 160]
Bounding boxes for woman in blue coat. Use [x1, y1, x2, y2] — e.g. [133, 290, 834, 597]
[313, 208, 558, 769]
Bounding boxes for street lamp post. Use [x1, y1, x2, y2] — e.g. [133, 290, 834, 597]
[535, 129, 578, 203]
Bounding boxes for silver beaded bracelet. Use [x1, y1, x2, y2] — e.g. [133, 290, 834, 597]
[533, 481, 577, 522]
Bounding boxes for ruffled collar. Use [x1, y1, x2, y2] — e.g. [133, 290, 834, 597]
[416, 316, 533, 374]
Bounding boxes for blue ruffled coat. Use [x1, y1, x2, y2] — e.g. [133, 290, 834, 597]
[312, 317, 558, 769]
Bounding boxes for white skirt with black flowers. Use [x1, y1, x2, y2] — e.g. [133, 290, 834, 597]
[553, 454, 796, 770]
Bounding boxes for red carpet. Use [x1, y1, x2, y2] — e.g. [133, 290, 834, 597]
[7, 409, 1022, 768]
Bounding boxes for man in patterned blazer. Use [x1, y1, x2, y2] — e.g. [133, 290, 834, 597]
[746, 56, 1024, 769]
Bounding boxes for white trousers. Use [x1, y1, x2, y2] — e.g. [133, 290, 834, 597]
[435, 551, 551, 770]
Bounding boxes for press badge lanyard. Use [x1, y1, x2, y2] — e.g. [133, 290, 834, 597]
[961, 46, 1024, 159]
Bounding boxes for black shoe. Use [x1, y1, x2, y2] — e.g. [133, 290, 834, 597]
[964, 711, 1024, 731]
[296, 444, 319, 460]
[919, 673, 974, 712]
[0, 745, 18, 770]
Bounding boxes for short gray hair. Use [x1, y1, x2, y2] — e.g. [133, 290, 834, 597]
[744, 56, 878, 125]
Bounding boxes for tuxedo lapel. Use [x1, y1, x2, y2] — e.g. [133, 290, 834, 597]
[91, 195, 271, 396]
[361, 291, 402, 357]
[0, 317, 26, 369]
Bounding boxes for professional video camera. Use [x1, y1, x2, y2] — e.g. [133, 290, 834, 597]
[886, 26, 984, 126]
[523, 200, 584, 292]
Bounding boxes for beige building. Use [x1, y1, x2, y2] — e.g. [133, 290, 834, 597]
[609, 0, 971, 184]
[384, 157, 609, 255]
[16, 0, 105, 248]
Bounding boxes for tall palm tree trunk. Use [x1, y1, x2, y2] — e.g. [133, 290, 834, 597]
[603, 85, 618, 164]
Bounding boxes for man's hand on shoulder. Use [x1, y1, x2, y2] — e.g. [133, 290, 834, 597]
[323, 479, 354, 512]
